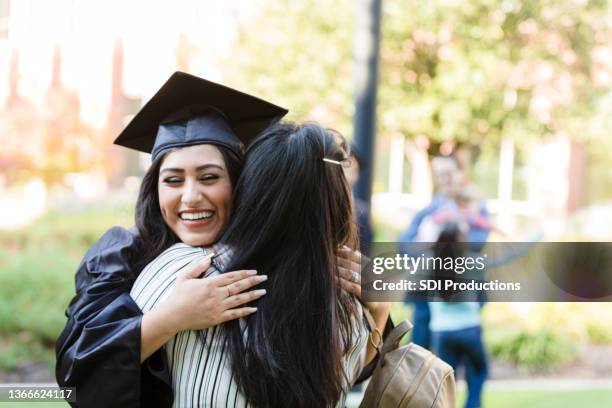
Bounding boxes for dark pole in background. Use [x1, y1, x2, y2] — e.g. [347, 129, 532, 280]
[352, 0, 382, 206]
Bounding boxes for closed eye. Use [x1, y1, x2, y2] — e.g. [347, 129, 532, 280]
[200, 174, 220, 182]
[162, 177, 183, 184]
[160, 174, 221, 184]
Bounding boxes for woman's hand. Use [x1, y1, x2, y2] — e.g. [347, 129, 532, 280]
[161, 255, 267, 332]
[140, 256, 266, 361]
[337, 247, 387, 313]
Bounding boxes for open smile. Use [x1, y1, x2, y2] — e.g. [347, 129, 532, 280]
[178, 210, 215, 228]
[179, 210, 213, 221]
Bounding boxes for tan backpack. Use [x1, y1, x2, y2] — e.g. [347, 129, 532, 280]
[359, 319, 456, 408]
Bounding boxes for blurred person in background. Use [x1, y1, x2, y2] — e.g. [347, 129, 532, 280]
[402, 155, 490, 246]
[399, 154, 490, 349]
[430, 184, 502, 237]
[429, 219, 488, 408]
[130, 122, 390, 407]
[420, 199, 539, 408]
[344, 144, 373, 255]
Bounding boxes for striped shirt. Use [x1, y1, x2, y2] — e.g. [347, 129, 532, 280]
[131, 243, 368, 408]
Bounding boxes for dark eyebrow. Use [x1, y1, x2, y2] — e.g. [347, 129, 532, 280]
[160, 164, 225, 175]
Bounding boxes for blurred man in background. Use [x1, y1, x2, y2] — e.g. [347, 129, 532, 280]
[399, 155, 490, 349]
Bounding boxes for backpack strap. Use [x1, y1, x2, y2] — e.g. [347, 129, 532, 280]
[362, 306, 384, 353]
[379, 320, 413, 359]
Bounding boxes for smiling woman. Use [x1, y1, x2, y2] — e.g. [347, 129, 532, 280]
[129, 121, 391, 408]
[158, 145, 234, 247]
[55, 72, 288, 407]
[133, 141, 243, 268]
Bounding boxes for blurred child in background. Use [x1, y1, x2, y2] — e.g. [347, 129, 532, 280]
[429, 220, 488, 408]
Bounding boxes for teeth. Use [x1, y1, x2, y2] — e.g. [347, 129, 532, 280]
[180, 211, 213, 221]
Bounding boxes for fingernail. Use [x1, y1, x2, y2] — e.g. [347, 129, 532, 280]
[255, 289, 267, 296]
[249, 307, 258, 312]
[258, 275, 268, 281]
[247, 270, 257, 276]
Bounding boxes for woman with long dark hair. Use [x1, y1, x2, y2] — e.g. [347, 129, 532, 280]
[55, 72, 288, 407]
[131, 122, 390, 407]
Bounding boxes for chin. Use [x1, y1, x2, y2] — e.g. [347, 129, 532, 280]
[180, 232, 217, 247]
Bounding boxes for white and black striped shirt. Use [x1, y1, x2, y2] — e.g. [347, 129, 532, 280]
[131, 243, 368, 408]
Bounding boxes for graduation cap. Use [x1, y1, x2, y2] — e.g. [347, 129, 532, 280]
[114, 71, 288, 161]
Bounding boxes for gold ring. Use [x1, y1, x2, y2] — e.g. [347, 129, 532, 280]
[227, 286, 232, 298]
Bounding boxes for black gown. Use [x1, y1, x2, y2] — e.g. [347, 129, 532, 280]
[55, 226, 173, 408]
[55, 227, 389, 408]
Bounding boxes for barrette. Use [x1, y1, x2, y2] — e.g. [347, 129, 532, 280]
[322, 158, 343, 165]
[323, 157, 351, 168]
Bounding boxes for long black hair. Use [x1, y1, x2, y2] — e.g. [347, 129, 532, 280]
[135, 145, 243, 268]
[433, 221, 467, 300]
[221, 122, 359, 407]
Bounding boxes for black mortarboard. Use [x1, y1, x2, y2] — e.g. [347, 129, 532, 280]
[113, 71, 288, 161]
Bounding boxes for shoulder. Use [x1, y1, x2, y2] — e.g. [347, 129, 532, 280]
[78, 226, 143, 283]
[159, 242, 208, 260]
[92, 226, 141, 247]
[136, 243, 208, 282]
[85, 226, 142, 264]
[131, 243, 208, 310]
[412, 201, 441, 222]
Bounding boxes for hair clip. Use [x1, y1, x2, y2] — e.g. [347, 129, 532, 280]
[322, 158, 342, 165]
[322, 158, 351, 168]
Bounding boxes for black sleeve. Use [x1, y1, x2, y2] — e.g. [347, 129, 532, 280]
[55, 226, 172, 408]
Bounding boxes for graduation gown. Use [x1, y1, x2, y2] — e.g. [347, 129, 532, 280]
[55, 226, 388, 407]
[55, 226, 173, 408]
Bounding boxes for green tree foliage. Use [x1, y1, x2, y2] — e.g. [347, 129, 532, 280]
[223, 0, 355, 137]
[380, 0, 612, 148]
[226, 0, 612, 147]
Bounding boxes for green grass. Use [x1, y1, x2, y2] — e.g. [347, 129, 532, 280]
[457, 388, 612, 408]
[0, 205, 133, 369]
[347, 388, 612, 408]
[2, 388, 612, 408]
[3, 388, 612, 408]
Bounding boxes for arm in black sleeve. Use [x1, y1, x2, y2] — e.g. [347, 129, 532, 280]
[55, 226, 172, 408]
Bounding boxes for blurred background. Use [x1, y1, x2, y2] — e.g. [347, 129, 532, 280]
[1, 0, 612, 406]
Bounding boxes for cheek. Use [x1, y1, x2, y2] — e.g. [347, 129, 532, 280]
[157, 186, 174, 221]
